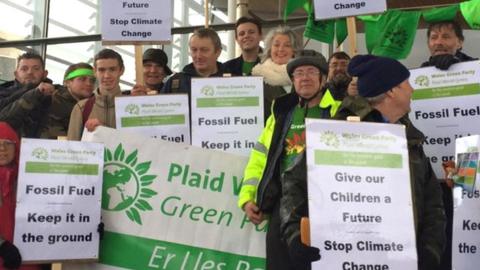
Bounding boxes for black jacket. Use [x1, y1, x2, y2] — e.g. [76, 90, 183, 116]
[421, 51, 478, 67]
[224, 55, 261, 76]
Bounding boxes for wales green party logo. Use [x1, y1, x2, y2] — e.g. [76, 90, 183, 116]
[320, 131, 340, 148]
[201, 86, 214, 96]
[415, 75, 429, 87]
[102, 144, 157, 225]
[125, 104, 140, 115]
[32, 148, 48, 160]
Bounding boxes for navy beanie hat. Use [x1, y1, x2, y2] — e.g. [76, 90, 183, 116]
[347, 55, 410, 97]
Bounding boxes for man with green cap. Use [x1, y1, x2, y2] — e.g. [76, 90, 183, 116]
[238, 49, 341, 270]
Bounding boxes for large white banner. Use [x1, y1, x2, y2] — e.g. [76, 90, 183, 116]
[115, 94, 190, 144]
[305, 119, 417, 269]
[101, 0, 172, 43]
[452, 135, 480, 270]
[71, 127, 266, 269]
[14, 139, 104, 262]
[313, 0, 386, 20]
[191, 77, 264, 156]
[409, 61, 480, 178]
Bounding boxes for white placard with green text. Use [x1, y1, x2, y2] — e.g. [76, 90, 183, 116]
[306, 119, 417, 269]
[313, 0, 386, 20]
[409, 60, 480, 178]
[101, 0, 172, 43]
[452, 135, 480, 270]
[14, 139, 104, 262]
[115, 94, 190, 144]
[66, 127, 266, 269]
[191, 76, 264, 156]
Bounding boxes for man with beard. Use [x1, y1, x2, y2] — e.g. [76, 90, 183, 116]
[324, 51, 351, 101]
[0, 51, 52, 109]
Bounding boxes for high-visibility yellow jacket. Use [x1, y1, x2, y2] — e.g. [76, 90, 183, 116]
[238, 89, 341, 210]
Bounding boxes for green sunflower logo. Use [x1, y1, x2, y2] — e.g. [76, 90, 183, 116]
[125, 104, 140, 115]
[32, 148, 48, 160]
[102, 144, 157, 225]
[320, 131, 340, 148]
[201, 86, 214, 96]
[415, 75, 429, 87]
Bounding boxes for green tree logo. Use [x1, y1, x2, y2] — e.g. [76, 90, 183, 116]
[32, 148, 48, 160]
[320, 131, 340, 148]
[201, 86, 214, 96]
[125, 104, 140, 115]
[415, 75, 429, 87]
[102, 144, 157, 225]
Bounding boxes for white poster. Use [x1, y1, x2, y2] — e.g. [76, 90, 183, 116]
[306, 119, 417, 269]
[66, 127, 266, 269]
[115, 94, 190, 144]
[191, 77, 264, 156]
[452, 135, 480, 270]
[409, 60, 480, 178]
[313, 0, 386, 20]
[101, 0, 172, 43]
[14, 139, 104, 262]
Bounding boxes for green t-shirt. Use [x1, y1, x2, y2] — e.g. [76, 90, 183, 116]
[282, 105, 324, 172]
[242, 61, 256, 75]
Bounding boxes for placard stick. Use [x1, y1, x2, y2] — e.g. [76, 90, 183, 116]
[135, 45, 144, 85]
[346, 16, 358, 57]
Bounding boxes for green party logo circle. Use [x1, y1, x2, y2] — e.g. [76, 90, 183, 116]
[201, 86, 214, 96]
[415, 75, 429, 87]
[102, 144, 157, 225]
[32, 148, 48, 160]
[125, 104, 140, 115]
[320, 131, 340, 148]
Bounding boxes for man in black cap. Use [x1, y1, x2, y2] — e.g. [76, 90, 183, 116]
[132, 48, 173, 95]
[334, 54, 446, 270]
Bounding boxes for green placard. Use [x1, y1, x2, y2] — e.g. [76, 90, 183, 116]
[413, 83, 480, 100]
[121, 114, 185, 127]
[315, 150, 402, 168]
[25, 162, 98, 175]
[197, 97, 259, 108]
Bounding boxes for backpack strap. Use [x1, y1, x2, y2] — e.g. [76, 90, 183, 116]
[82, 96, 96, 127]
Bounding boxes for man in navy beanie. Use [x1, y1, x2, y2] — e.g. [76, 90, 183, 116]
[334, 55, 446, 270]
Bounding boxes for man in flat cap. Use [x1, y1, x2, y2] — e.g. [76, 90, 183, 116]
[334, 54, 446, 270]
[132, 48, 173, 95]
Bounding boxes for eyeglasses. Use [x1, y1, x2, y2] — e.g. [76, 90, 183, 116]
[0, 140, 15, 149]
[292, 71, 321, 78]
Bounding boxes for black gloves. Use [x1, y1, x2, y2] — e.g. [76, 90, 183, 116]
[429, 54, 460, 70]
[327, 73, 352, 100]
[288, 235, 321, 270]
[0, 240, 22, 269]
[97, 222, 105, 240]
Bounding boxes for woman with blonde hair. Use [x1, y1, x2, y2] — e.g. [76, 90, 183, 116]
[252, 26, 300, 120]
